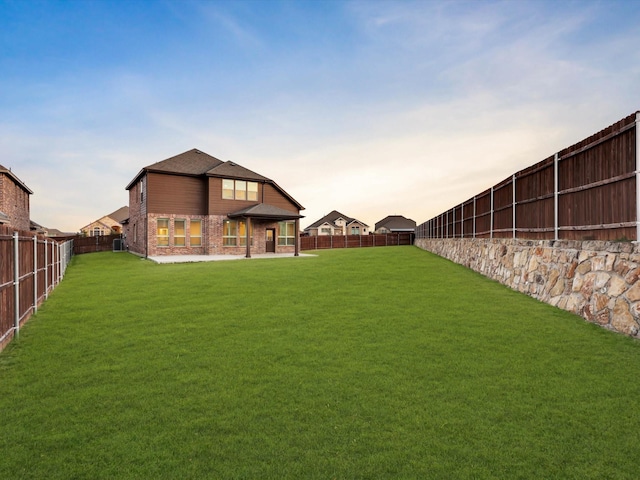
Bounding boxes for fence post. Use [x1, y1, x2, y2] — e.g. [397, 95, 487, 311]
[490, 187, 494, 239]
[44, 239, 49, 299]
[554, 152, 559, 241]
[13, 232, 19, 336]
[33, 235, 38, 313]
[473, 196, 476, 239]
[636, 112, 640, 242]
[512, 174, 517, 239]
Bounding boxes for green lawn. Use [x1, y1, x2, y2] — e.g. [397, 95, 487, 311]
[1, 246, 639, 479]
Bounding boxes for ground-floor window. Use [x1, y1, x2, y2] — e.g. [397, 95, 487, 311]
[190, 220, 202, 246]
[174, 219, 186, 246]
[223, 220, 253, 246]
[157, 218, 169, 246]
[278, 221, 296, 246]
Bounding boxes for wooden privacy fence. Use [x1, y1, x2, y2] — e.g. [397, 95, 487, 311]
[300, 233, 414, 251]
[73, 234, 122, 254]
[417, 111, 640, 242]
[0, 226, 73, 350]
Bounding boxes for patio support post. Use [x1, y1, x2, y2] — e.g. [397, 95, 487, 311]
[245, 217, 251, 258]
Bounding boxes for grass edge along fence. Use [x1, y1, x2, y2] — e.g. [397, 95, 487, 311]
[417, 111, 640, 242]
[0, 226, 73, 351]
[300, 232, 414, 250]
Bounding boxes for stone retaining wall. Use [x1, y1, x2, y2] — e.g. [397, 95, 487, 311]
[415, 238, 640, 338]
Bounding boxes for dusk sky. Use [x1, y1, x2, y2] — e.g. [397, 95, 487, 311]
[1, 0, 639, 232]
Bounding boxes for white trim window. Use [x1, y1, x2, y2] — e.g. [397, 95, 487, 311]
[157, 219, 169, 247]
[190, 220, 202, 247]
[278, 221, 296, 246]
[174, 219, 186, 247]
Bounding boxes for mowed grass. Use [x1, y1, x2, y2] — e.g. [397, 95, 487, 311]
[1, 247, 640, 479]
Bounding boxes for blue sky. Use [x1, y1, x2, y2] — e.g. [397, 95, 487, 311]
[1, 0, 639, 232]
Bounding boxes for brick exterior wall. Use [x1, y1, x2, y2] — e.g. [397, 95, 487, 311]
[0, 172, 31, 231]
[124, 177, 147, 256]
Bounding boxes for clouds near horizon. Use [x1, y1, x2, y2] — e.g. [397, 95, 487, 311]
[0, 0, 638, 231]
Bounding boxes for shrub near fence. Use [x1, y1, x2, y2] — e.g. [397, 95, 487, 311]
[0, 225, 73, 351]
[417, 111, 640, 242]
[300, 233, 414, 251]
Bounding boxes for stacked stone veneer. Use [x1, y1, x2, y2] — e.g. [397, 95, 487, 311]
[415, 238, 640, 338]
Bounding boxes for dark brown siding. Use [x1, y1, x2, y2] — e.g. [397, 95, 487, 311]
[262, 184, 299, 213]
[147, 172, 207, 215]
[207, 178, 299, 215]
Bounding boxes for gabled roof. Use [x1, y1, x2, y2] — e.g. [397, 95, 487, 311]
[107, 206, 130, 223]
[126, 149, 224, 189]
[0, 164, 34, 194]
[305, 210, 369, 230]
[125, 148, 304, 211]
[207, 161, 269, 182]
[375, 215, 416, 231]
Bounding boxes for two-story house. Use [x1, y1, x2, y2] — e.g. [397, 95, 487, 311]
[0, 164, 32, 232]
[124, 149, 304, 258]
[304, 210, 369, 236]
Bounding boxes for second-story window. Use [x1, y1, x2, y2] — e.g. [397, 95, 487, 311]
[222, 179, 258, 201]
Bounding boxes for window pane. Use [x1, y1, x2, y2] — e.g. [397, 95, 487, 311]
[190, 220, 202, 247]
[248, 182, 258, 201]
[223, 220, 237, 246]
[175, 219, 186, 247]
[157, 219, 169, 247]
[222, 179, 234, 199]
[235, 180, 246, 200]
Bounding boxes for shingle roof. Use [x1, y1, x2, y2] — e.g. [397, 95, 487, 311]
[146, 149, 224, 175]
[227, 203, 304, 220]
[125, 149, 224, 189]
[375, 215, 416, 231]
[305, 210, 368, 230]
[125, 148, 304, 210]
[107, 206, 130, 223]
[207, 161, 270, 182]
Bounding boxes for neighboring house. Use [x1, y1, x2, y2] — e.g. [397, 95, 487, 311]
[374, 215, 417, 234]
[0, 164, 32, 232]
[80, 206, 130, 237]
[123, 148, 304, 257]
[304, 210, 369, 236]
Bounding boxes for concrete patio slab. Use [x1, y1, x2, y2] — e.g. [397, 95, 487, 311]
[147, 252, 316, 264]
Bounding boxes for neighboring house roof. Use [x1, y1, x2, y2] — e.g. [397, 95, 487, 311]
[126, 148, 304, 210]
[375, 215, 416, 232]
[0, 164, 34, 194]
[79, 206, 129, 232]
[305, 210, 369, 230]
[107, 206, 130, 223]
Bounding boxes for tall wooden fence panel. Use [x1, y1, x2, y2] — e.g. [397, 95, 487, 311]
[417, 112, 640, 242]
[73, 234, 122, 254]
[0, 226, 73, 351]
[300, 233, 414, 251]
